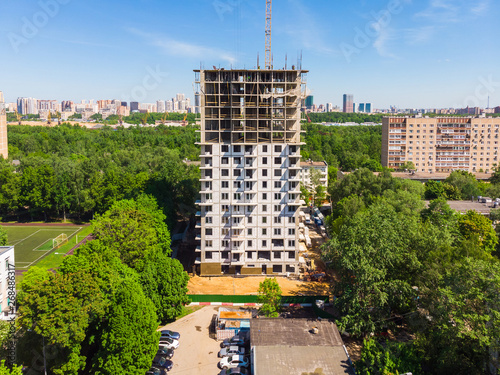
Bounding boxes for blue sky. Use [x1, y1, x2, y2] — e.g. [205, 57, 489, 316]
[0, 0, 499, 109]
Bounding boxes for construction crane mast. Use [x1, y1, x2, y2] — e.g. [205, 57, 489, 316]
[265, 0, 272, 69]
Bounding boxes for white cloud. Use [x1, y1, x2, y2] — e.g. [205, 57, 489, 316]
[128, 28, 237, 65]
[373, 28, 397, 59]
[416, 0, 490, 21]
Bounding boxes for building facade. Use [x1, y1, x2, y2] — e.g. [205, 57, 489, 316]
[0, 92, 7, 159]
[299, 161, 328, 191]
[194, 68, 307, 276]
[0, 246, 15, 320]
[343, 94, 353, 113]
[382, 116, 500, 173]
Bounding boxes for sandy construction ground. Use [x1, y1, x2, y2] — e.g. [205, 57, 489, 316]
[188, 275, 330, 296]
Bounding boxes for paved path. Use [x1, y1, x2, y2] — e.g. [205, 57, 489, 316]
[159, 306, 223, 375]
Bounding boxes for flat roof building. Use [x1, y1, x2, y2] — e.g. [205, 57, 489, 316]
[382, 116, 500, 173]
[194, 68, 308, 276]
[250, 318, 354, 375]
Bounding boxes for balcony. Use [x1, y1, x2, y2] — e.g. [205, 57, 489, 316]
[195, 246, 201, 253]
[195, 222, 201, 229]
[195, 211, 201, 217]
[195, 234, 201, 241]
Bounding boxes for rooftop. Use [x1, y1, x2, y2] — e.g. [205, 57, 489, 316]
[301, 161, 328, 167]
[250, 318, 343, 347]
[250, 319, 354, 375]
[0, 246, 14, 256]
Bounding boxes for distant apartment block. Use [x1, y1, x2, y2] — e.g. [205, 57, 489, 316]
[299, 161, 328, 191]
[0, 92, 7, 159]
[382, 116, 500, 173]
[0, 246, 15, 320]
[194, 68, 307, 276]
[343, 94, 353, 113]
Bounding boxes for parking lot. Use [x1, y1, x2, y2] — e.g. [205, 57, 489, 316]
[158, 306, 224, 375]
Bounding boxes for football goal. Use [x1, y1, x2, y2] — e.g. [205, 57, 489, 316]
[53, 233, 68, 249]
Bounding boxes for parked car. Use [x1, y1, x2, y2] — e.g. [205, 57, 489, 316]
[218, 368, 249, 375]
[221, 336, 246, 348]
[219, 355, 249, 370]
[219, 345, 246, 358]
[152, 355, 173, 371]
[157, 347, 174, 359]
[159, 337, 180, 349]
[147, 366, 167, 375]
[160, 329, 180, 340]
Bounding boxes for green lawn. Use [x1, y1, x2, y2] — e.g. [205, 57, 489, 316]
[1, 225, 89, 270]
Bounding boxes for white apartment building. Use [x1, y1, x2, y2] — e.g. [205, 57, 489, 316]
[195, 68, 308, 276]
[0, 246, 15, 320]
[299, 161, 328, 191]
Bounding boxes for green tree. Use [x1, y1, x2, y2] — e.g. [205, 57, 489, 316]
[91, 277, 159, 375]
[0, 361, 23, 375]
[19, 164, 55, 220]
[355, 338, 422, 375]
[258, 278, 282, 317]
[457, 210, 498, 255]
[0, 226, 7, 246]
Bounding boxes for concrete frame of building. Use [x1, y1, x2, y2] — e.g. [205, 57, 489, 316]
[382, 116, 500, 173]
[194, 68, 308, 276]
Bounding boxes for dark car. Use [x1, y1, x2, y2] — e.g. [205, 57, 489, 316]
[160, 329, 180, 340]
[152, 355, 173, 371]
[146, 367, 166, 375]
[221, 336, 246, 348]
[218, 368, 249, 375]
[157, 347, 174, 359]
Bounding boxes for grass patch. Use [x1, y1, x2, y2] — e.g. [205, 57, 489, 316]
[176, 305, 205, 320]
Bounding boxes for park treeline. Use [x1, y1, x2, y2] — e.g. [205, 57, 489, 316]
[1, 195, 190, 374]
[0, 123, 200, 228]
[324, 168, 500, 375]
[301, 123, 383, 171]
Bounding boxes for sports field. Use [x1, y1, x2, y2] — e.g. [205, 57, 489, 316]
[1, 225, 86, 269]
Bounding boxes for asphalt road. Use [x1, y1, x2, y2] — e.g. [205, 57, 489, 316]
[159, 306, 223, 375]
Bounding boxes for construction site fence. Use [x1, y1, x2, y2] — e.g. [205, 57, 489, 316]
[187, 294, 329, 304]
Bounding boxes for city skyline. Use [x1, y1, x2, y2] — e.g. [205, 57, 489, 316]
[0, 0, 499, 108]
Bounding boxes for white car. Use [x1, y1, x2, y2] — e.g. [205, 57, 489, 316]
[219, 345, 246, 358]
[159, 337, 179, 350]
[219, 355, 249, 370]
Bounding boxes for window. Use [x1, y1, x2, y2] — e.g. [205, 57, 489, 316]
[288, 251, 295, 259]
[274, 157, 281, 165]
[274, 169, 282, 177]
[205, 251, 212, 259]
[288, 228, 295, 235]
[262, 181, 267, 188]
[262, 228, 267, 235]
[273, 251, 281, 259]
[246, 251, 254, 259]
[222, 217, 229, 224]
[247, 240, 253, 247]
[288, 217, 295, 223]
[274, 217, 281, 224]
[274, 181, 281, 188]
[221, 145, 229, 152]
[274, 193, 281, 200]
[262, 217, 267, 224]
[262, 169, 268, 177]
[234, 157, 241, 164]
[222, 205, 230, 212]
[262, 157, 268, 164]
[222, 181, 229, 188]
[221, 169, 229, 177]
[247, 216, 253, 224]
[262, 205, 267, 212]
[274, 205, 281, 212]
[288, 240, 295, 247]
[222, 240, 229, 247]
[205, 229, 213, 236]
[234, 181, 241, 188]
[206, 217, 212, 224]
[245, 181, 253, 189]
[262, 145, 268, 152]
[247, 228, 253, 235]
[221, 193, 229, 200]
[274, 145, 282, 153]
[234, 169, 241, 177]
[221, 157, 228, 164]
[262, 193, 267, 200]
[273, 265, 283, 273]
[233, 145, 241, 153]
[262, 240, 267, 247]
[234, 193, 241, 200]
[205, 240, 212, 247]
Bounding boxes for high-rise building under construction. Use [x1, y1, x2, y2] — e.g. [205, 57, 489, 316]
[194, 68, 308, 276]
